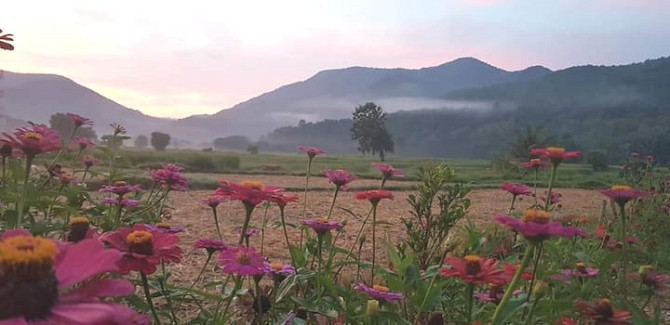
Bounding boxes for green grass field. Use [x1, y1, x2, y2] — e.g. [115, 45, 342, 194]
[97, 148, 623, 190]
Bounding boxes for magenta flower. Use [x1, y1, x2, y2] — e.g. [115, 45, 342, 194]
[195, 238, 228, 254]
[71, 137, 95, 151]
[0, 230, 137, 324]
[301, 217, 343, 235]
[562, 262, 600, 278]
[324, 169, 357, 190]
[500, 182, 532, 197]
[600, 185, 648, 205]
[234, 227, 261, 237]
[2, 123, 61, 159]
[151, 163, 189, 191]
[265, 262, 296, 276]
[530, 147, 581, 166]
[354, 283, 403, 302]
[216, 180, 284, 207]
[102, 197, 140, 208]
[540, 191, 562, 205]
[298, 146, 325, 158]
[372, 163, 405, 179]
[100, 224, 182, 275]
[66, 113, 93, 127]
[81, 154, 102, 168]
[494, 210, 587, 242]
[146, 222, 184, 234]
[521, 158, 548, 169]
[630, 265, 669, 290]
[100, 181, 142, 197]
[219, 246, 266, 276]
[202, 195, 226, 208]
[268, 193, 300, 209]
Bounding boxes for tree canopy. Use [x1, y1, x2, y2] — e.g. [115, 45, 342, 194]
[151, 132, 171, 151]
[351, 102, 394, 161]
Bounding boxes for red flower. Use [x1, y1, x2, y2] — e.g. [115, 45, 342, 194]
[504, 263, 534, 281]
[599, 185, 648, 205]
[66, 113, 93, 127]
[268, 193, 300, 209]
[216, 180, 284, 207]
[2, 123, 61, 159]
[100, 224, 182, 275]
[372, 163, 405, 179]
[577, 298, 631, 325]
[298, 146, 325, 158]
[500, 182, 532, 197]
[530, 147, 581, 166]
[440, 255, 506, 285]
[324, 169, 357, 190]
[355, 190, 393, 205]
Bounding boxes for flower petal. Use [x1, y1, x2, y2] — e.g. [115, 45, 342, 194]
[56, 239, 122, 287]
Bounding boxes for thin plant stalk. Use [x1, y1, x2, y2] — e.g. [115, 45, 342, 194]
[525, 242, 543, 303]
[190, 253, 213, 289]
[326, 186, 340, 219]
[370, 203, 378, 283]
[141, 271, 162, 325]
[508, 195, 517, 214]
[15, 156, 33, 227]
[618, 202, 629, 297]
[335, 206, 374, 277]
[279, 207, 296, 266]
[212, 207, 223, 240]
[260, 204, 269, 255]
[466, 284, 475, 323]
[544, 164, 558, 211]
[159, 262, 178, 324]
[533, 167, 539, 206]
[302, 157, 313, 218]
[1, 156, 6, 183]
[238, 203, 255, 246]
[491, 243, 535, 325]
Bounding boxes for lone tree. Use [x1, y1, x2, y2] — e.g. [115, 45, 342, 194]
[351, 102, 394, 161]
[150, 132, 171, 151]
[49, 113, 97, 139]
[134, 135, 149, 149]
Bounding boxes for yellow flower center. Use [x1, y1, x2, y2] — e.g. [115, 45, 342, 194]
[156, 222, 171, 229]
[241, 180, 264, 190]
[523, 209, 550, 224]
[595, 298, 614, 317]
[0, 235, 59, 281]
[372, 284, 389, 292]
[24, 132, 43, 141]
[271, 262, 284, 271]
[126, 231, 153, 255]
[546, 147, 565, 155]
[236, 251, 252, 265]
[576, 262, 586, 272]
[114, 180, 128, 187]
[639, 265, 654, 276]
[611, 185, 632, 191]
[69, 216, 89, 226]
[530, 158, 542, 164]
[464, 255, 482, 275]
[314, 217, 329, 223]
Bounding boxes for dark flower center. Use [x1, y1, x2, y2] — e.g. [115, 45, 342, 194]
[595, 299, 614, 319]
[68, 217, 90, 243]
[576, 262, 587, 274]
[0, 236, 59, 320]
[464, 255, 482, 276]
[126, 231, 154, 255]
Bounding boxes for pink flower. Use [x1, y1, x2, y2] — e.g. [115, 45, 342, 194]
[264, 262, 296, 277]
[298, 146, 325, 158]
[71, 137, 95, 151]
[500, 182, 532, 197]
[630, 265, 669, 290]
[195, 238, 227, 255]
[146, 222, 184, 234]
[233, 227, 261, 238]
[440, 255, 506, 285]
[323, 169, 357, 190]
[372, 163, 405, 179]
[355, 190, 394, 205]
[562, 262, 600, 278]
[0, 230, 137, 324]
[102, 197, 140, 208]
[494, 210, 587, 242]
[521, 158, 548, 169]
[354, 283, 403, 302]
[216, 180, 283, 207]
[219, 246, 266, 276]
[301, 217, 343, 235]
[2, 123, 61, 159]
[66, 113, 93, 127]
[202, 195, 226, 208]
[540, 191, 562, 205]
[530, 147, 581, 166]
[599, 185, 648, 205]
[577, 298, 631, 324]
[100, 224, 182, 275]
[81, 155, 102, 168]
[100, 181, 142, 197]
[268, 194, 300, 209]
[150, 163, 189, 191]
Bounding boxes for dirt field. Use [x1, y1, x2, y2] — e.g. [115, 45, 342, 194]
[163, 175, 606, 287]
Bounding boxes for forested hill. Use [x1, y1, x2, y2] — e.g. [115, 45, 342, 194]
[262, 57, 670, 164]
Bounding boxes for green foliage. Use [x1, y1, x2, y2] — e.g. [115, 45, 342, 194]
[213, 135, 251, 150]
[247, 144, 259, 155]
[351, 102, 394, 161]
[587, 150, 609, 171]
[49, 113, 97, 139]
[150, 132, 171, 151]
[134, 134, 149, 149]
[398, 164, 470, 269]
[507, 126, 553, 160]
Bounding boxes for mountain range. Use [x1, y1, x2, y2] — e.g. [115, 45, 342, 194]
[0, 57, 551, 142]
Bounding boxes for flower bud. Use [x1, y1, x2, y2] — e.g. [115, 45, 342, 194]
[366, 300, 380, 316]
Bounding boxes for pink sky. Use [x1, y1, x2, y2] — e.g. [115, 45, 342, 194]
[2, 0, 669, 118]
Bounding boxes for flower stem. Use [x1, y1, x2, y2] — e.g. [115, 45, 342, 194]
[544, 165, 558, 211]
[317, 234, 324, 273]
[370, 203, 378, 284]
[533, 168, 538, 206]
[212, 207, 223, 240]
[467, 284, 475, 323]
[335, 206, 374, 277]
[279, 207, 296, 266]
[141, 271, 162, 325]
[303, 157, 312, 219]
[190, 253, 213, 289]
[326, 186, 340, 219]
[618, 202, 628, 298]
[260, 204, 269, 255]
[491, 243, 535, 325]
[508, 195, 517, 214]
[15, 155, 33, 227]
[238, 203, 255, 246]
[526, 242, 543, 303]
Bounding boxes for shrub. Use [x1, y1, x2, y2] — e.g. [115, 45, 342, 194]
[587, 150, 609, 171]
[151, 132, 171, 151]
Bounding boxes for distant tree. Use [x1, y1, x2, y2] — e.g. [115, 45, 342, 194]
[150, 132, 171, 151]
[508, 126, 554, 160]
[351, 102, 394, 161]
[213, 136, 250, 151]
[587, 150, 608, 171]
[247, 144, 259, 155]
[134, 135, 149, 149]
[49, 113, 97, 140]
